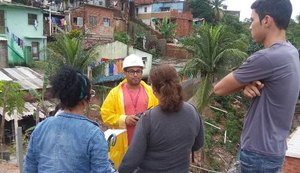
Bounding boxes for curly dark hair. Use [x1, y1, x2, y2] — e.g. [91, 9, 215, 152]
[150, 64, 183, 112]
[50, 65, 91, 109]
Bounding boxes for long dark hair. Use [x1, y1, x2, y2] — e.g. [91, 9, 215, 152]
[150, 64, 183, 112]
[50, 66, 91, 109]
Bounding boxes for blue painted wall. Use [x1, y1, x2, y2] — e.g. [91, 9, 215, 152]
[152, 2, 184, 12]
[0, 3, 46, 66]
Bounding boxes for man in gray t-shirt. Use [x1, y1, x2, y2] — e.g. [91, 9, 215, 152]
[213, 0, 300, 172]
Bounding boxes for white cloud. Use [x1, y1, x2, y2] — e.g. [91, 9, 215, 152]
[224, 0, 300, 21]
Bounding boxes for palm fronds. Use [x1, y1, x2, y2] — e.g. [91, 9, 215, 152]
[180, 24, 248, 111]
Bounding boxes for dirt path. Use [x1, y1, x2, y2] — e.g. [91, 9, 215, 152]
[0, 162, 20, 173]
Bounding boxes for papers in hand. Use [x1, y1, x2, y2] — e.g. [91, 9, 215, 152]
[104, 129, 126, 140]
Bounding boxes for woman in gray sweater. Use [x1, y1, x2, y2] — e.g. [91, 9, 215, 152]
[119, 64, 204, 173]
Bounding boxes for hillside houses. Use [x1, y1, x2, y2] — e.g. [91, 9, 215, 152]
[0, 0, 200, 68]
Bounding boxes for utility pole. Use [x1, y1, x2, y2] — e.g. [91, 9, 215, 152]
[49, 3, 52, 36]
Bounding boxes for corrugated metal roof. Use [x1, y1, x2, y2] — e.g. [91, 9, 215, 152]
[286, 126, 300, 158]
[0, 37, 7, 41]
[0, 67, 56, 121]
[93, 74, 124, 84]
[0, 100, 55, 121]
[0, 2, 42, 10]
[0, 66, 45, 90]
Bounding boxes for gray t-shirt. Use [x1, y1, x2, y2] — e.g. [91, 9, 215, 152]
[233, 42, 300, 156]
[118, 102, 204, 173]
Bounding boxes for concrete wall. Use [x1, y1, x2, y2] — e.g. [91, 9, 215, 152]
[136, 5, 152, 14]
[95, 41, 153, 77]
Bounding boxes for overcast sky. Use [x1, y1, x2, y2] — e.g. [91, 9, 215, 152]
[224, 0, 300, 21]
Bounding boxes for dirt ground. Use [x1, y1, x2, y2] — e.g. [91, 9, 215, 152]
[0, 162, 20, 173]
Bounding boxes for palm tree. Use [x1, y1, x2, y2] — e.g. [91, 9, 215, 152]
[46, 33, 98, 74]
[180, 24, 248, 111]
[210, 0, 225, 22]
[34, 33, 99, 120]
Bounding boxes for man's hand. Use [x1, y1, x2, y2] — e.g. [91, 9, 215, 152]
[125, 115, 139, 126]
[243, 81, 264, 98]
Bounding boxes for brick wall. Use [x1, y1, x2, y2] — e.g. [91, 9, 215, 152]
[165, 43, 191, 59]
[174, 18, 192, 37]
[0, 40, 8, 68]
[282, 156, 300, 173]
[137, 10, 192, 37]
[71, 5, 115, 38]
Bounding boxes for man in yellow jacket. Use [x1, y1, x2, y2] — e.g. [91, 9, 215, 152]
[101, 54, 158, 145]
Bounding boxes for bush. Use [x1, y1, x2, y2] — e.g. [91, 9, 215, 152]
[114, 32, 129, 44]
[67, 29, 82, 39]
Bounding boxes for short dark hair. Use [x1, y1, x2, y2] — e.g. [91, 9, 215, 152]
[150, 64, 183, 112]
[50, 65, 91, 109]
[251, 0, 292, 30]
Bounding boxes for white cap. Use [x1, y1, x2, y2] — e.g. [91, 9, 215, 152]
[122, 54, 144, 69]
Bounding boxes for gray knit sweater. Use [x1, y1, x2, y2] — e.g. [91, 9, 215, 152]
[119, 102, 204, 173]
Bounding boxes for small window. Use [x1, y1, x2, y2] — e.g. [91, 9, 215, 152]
[28, 13, 37, 25]
[142, 57, 147, 66]
[32, 42, 40, 60]
[103, 17, 110, 27]
[121, 2, 124, 11]
[89, 16, 97, 26]
[73, 17, 83, 26]
[144, 7, 147, 12]
[160, 7, 170, 12]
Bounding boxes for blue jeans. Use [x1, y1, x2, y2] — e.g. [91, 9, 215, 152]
[239, 149, 284, 173]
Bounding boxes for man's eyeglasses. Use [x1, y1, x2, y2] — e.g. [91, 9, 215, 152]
[90, 89, 96, 97]
[126, 70, 143, 75]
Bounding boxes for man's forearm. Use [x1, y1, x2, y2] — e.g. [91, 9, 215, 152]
[213, 73, 244, 96]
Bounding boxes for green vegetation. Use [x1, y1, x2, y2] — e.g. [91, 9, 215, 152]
[46, 33, 99, 74]
[180, 24, 248, 111]
[0, 81, 25, 144]
[114, 32, 129, 44]
[188, 0, 213, 23]
[287, 20, 300, 48]
[211, 0, 226, 22]
[67, 29, 82, 39]
[153, 17, 176, 41]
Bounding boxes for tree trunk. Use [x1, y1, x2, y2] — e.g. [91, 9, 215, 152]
[36, 107, 40, 125]
[0, 85, 9, 144]
[0, 106, 6, 144]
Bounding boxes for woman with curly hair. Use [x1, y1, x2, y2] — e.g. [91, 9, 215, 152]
[119, 64, 204, 173]
[23, 66, 115, 173]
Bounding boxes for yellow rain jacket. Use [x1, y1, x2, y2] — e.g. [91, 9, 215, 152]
[101, 79, 158, 129]
[100, 79, 158, 168]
